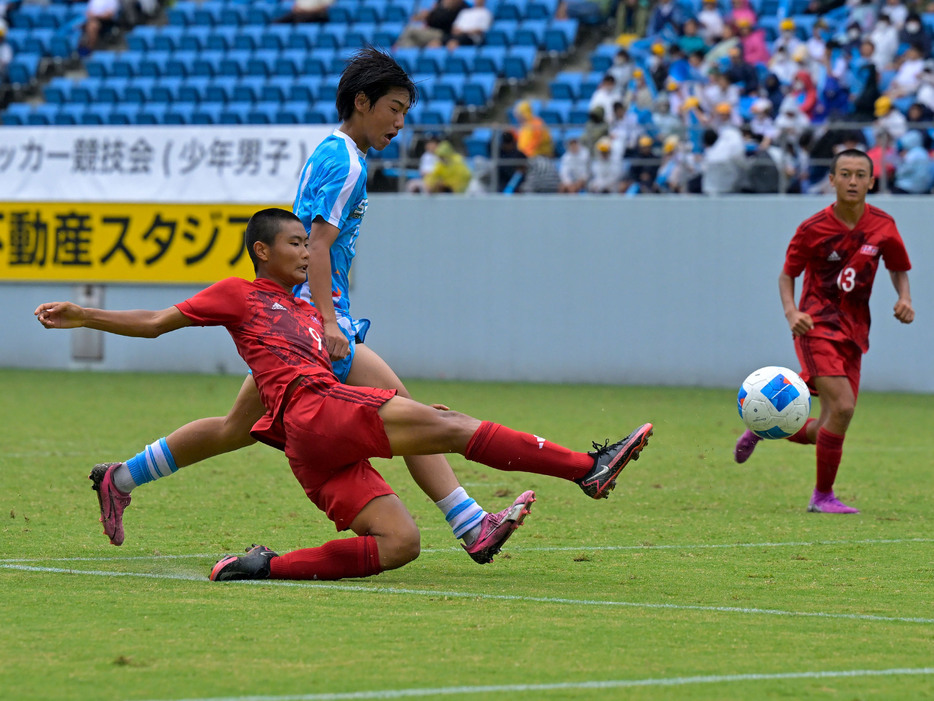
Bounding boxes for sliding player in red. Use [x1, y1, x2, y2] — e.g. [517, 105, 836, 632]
[36, 208, 654, 582]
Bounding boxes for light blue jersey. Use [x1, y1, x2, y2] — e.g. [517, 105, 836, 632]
[292, 130, 371, 382]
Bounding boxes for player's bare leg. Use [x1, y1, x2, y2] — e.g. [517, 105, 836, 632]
[346, 344, 534, 562]
[91, 375, 264, 545]
[807, 375, 858, 514]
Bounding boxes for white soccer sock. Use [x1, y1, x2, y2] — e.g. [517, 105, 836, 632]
[435, 487, 485, 544]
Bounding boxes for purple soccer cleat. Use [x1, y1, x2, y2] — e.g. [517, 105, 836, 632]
[807, 489, 859, 514]
[734, 429, 762, 464]
[89, 462, 132, 546]
[462, 490, 536, 564]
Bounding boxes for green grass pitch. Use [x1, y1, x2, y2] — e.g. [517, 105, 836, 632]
[1, 369, 932, 701]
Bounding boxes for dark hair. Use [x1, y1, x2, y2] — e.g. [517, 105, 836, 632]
[830, 148, 874, 177]
[245, 208, 302, 272]
[335, 45, 418, 121]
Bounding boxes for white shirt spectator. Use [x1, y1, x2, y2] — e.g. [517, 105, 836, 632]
[889, 51, 925, 96]
[558, 144, 590, 187]
[870, 16, 899, 69]
[701, 125, 745, 195]
[450, 1, 492, 36]
[696, 4, 724, 44]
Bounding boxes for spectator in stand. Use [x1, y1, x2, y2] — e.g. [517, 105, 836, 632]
[522, 156, 561, 193]
[80, 0, 121, 55]
[555, 0, 614, 23]
[623, 68, 654, 110]
[769, 46, 798, 85]
[395, 0, 466, 49]
[726, 45, 760, 95]
[558, 135, 590, 193]
[774, 100, 812, 144]
[727, 0, 757, 26]
[615, 0, 649, 39]
[607, 48, 635, 89]
[892, 129, 933, 193]
[514, 100, 554, 158]
[735, 17, 770, 66]
[621, 135, 660, 193]
[887, 44, 925, 99]
[881, 0, 909, 29]
[837, 21, 863, 54]
[588, 74, 620, 124]
[762, 73, 786, 114]
[805, 18, 829, 63]
[273, 0, 334, 24]
[905, 100, 934, 125]
[869, 12, 900, 70]
[647, 0, 686, 36]
[749, 97, 778, 141]
[648, 42, 670, 89]
[697, 0, 725, 44]
[899, 12, 931, 56]
[653, 92, 681, 134]
[496, 130, 526, 191]
[915, 61, 934, 112]
[424, 141, 472, 193]
[678, 17, 708, 54]
[405, 135, 441, 193]
[787, 69, 818, 118]
[0, 20, 11, 85]
[700, 124, 745, 194]
[654, 134, 689, 192]
[851, 61, 882, 120]
[874, 94, 907, 140]
[849, 0, 878, 33]
[704, 23, 741, 70]
[582, 105, 610, 155]
[701, 69, 740, 114]
[774, 18, 803, 57]
[588, 137, 623, 193]
[446, 0, 492, 48]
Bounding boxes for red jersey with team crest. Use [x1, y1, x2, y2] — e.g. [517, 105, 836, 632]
[783, 203, 911, 353]
[175, 277, 335, 445]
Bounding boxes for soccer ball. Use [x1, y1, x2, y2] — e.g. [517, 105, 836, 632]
[737, 366, 811, 439]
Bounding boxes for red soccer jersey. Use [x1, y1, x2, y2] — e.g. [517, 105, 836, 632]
[783, 203, 911, 353]
[175, 277, 336, 443]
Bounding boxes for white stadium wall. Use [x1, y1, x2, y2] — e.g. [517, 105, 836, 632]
[2, 195, 931, 392]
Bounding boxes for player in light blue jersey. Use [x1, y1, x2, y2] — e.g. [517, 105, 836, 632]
[86, 47, 536, 565]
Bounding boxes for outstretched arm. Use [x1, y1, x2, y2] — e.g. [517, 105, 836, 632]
[890, 270, 914, 324]
[778, 271, 813, 336]
[34, 302, 191, 338]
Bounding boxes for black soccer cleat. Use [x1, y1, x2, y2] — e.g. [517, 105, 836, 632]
[577, 423, 653, 499]
[210, 544, 278, 582]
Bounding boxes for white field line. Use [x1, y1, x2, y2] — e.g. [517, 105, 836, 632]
[134, 667, 934, 701]
[0, 536, 931, 563]
[2, 563, 932, 625]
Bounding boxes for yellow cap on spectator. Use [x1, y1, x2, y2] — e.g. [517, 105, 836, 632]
[663, 135, 679, 153]
[874, 95, 892, 116]
[780, 18, 795, 31]
[715, 102, 732, 114]
[596, 137, 612, 152]
[638, 135, 653, 147]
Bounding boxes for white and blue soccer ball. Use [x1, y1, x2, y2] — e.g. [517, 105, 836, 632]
[737, 366, 811, 439]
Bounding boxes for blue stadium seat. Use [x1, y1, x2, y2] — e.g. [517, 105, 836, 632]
[219, 3, 249, 26]
[263, 24, 295, 51]
[276, 100, 309, 123]
[2, 103, 34, 126]
[192, 104, 226, 124]
[166, 50, 201, 79]
[21, 28, 54, 55]
[545, 19, 578, 53]
[464, 127, 494, 157]
[391, 47, 420, 74]
[163, 103, 198, 124]
[235, 26, 267, 51]
[44, 77, 74, 104]
[262, 76, 295, 103]
[463, 74, 498, 107]
[7, 53, 42, 87]
[177, 76, 211, 104]
[473, 46, 507, 75]
[486, 20, 518, 46]
[202, 76, 239, 104]
[135, 49, 172, 79]
[231, 76, 267, 103]
[26, 103, 58, 125]
[344, 22, 379, 48]
[167, 4, 197, 27]
[67, 78, 99, 105]
[550, 71, 583, 100]
[248, 101, 280, 124]
[290, 24, 321, 51]
[353, 3, 381, 23]
[108, 104, 140, 125]
[219, 104, 253, 124]
[514, 19, 548, 48]
[444, 47, 474, 74]
[419, 99, 456, 124]
[179, 26, 213, 52]
[538, 99, 572, 125]
[504, 46, 537, 80]
[153, 25, 185, 52]
[206, 26, 239, 51]
[190, 51, 225, 78]
[95, 76, 130, 105]
[54, 103, 86, 125]
[494, 0, 522, 21]
[374, 21, 406, 46]
[590, 43, 618, 73]
[288, 81, 316, 103]
[85, 51, 118, 80]
[303, 48, 332, 76]
[49, 32, 81, 61]
[317, 75, 342, 103]
[192, 1, 225, 27]
[247, 49, 280, 78]
[417, 46, 446, 74]
[247, 4, 277, 24]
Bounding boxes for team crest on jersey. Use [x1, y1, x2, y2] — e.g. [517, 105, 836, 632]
[350, 198, 368, 219]
[860, 244, 878, 256]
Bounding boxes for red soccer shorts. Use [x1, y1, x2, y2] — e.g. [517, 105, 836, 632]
[281, 378, 398, 531]
[794, 334, 863, 399]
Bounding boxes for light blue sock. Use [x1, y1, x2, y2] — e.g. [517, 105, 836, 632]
[116, 438, 179, 493]
[435, 487, 485, 543]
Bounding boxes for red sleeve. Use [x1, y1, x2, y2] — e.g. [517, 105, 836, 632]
[175, 277, 249, 327]
[782, 224, 809, 278]
[882, 224, 912, 272]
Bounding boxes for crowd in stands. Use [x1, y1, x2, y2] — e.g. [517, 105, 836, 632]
[442, 0, 934, 195]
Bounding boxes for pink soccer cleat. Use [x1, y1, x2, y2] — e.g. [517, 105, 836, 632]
[89, 462, 132, 546]
[807, 489, 859, 514]
[462, 490, 536, 564]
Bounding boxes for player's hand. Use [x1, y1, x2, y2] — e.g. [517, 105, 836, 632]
[322, 320, 350, 360]
[893, 299, 915, 324]
[786, 310, 814, 337]
[34, 302, 86, 329]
